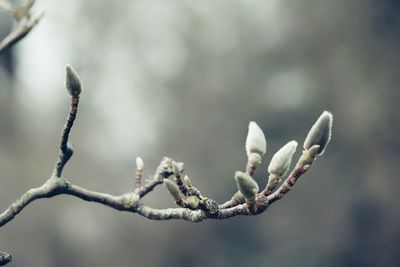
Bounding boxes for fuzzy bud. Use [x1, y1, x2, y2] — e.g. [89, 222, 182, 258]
[234, 171, 259, 201]
[183, 175, 192, 187]
[164, 179, 180, 200]
[245, 121, 267, 158]
[136, 157, 144, 171]
[65, 65, 82, 97]
[186, 196, 200, 209]
[268, 140, 298, 177]
[303, 111, 333, 155]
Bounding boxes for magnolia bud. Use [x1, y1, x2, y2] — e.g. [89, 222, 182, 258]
[186, 196, 200, 209]
[245, 121, 267, 158]
[183, 175, 192, 187]
[65, 65, 82, 96]
[234, 171, 259, 201]
[303, 111, 333, 155]
[0, 251, 12, 265]
[268, 140, 298, 177]
[136, 157, 144, 171]
[164, 179, 180, 200]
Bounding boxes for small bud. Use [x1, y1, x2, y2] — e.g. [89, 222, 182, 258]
[65, 65, 82, 97]
[246, 121, 267, 158]
[303, 111, 333, 155]
[164, 179, 180, 200]
[136, 157, 144, 171]
[186, 196, 200, 209]
[268, 140, 298, 177]
[0, 251, 12, 265]
[234, 171, 259, 201]
[172, 162, 181, 177]
[183, 175, 192, 187]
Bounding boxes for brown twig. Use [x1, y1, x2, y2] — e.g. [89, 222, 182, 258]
[54, 96, 79, 177]
[266, 146, 319, 205]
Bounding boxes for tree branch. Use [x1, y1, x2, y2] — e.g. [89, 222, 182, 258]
[54, 96, 79, 177]
[0, 65, 333, 265]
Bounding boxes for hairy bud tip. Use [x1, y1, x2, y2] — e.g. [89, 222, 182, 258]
[303, 111, 333, 155]
[65, 64, 82, 97]
[245, 121, 267, 158]
[234, 171, 259, 201]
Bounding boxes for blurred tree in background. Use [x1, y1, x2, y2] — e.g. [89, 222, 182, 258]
[0, 1, 399, 266]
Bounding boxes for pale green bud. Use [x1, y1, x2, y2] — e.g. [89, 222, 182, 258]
[136, 157, 144, 171]
[245, 121, 267, 158]
[234, 171, 259, 201]
[65, 65, 82, 96]
[268, 140, 298, 177]
[164, 179, 180, 200]
[186, 196, 200, 209]
[183, 175, 192, 187]
[303, 111, 333, 155]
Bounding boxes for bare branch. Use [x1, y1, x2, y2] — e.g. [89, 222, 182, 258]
[0, 65, 333, 264]
[138, 157, 171, 197]
[0, 0, 44, 54]
[219, 191, 245, 209]
[53, 96, 79, 177]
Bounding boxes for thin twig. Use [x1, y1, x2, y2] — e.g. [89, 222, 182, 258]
[0, 174, 249, 226]
[0, 64, 331, 265]
[0, 0, 44, 54]
[0, 134, 315, 228]
[54, 96, 79, 177]
[138, 157, 171, 197]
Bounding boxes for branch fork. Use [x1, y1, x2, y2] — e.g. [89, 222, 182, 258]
[0, 65, 333, 265]
[0, 0, 45, 54]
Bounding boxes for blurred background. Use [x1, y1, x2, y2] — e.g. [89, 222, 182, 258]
[1, 0, 400, 266]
